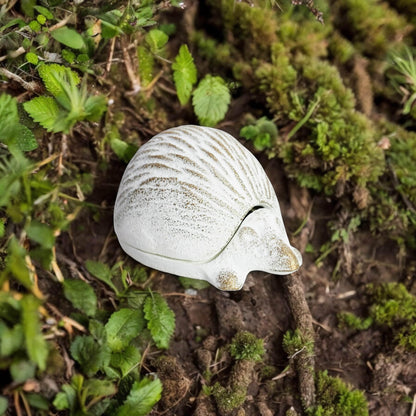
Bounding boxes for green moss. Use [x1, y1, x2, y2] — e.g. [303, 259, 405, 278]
[229, 331, 264, 362]
[211, 383, 246, 413]
[337, 312, 373, 330]
[339, 283, 416, 352]
[368, 282, 416, 326]
[308, 370, 368, 416]
[282, 329, 314, 356]
[332, 0, 409, 57]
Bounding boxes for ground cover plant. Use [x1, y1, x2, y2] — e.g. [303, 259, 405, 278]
[0, 0, 415, 415]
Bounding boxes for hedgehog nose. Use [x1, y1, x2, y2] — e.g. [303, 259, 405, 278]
[279, 244, 302, 272]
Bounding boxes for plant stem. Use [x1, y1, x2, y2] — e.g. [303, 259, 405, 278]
[287, 98, 320, 140]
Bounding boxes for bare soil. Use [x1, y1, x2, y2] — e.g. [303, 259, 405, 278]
[59, 126, 416, 415]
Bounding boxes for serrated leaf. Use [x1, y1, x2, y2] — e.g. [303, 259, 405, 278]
[25, 52, 39, 64]
[143, 293, 175, 349]
[145, 29, 168, 53]
[70, 335, 111, 377]
[63, 279, 97, 316]
[110, 345, 141, 378]
[172, 44, 197, 105]
[21, 295, 48, 371]
[37, 64, 80, 98]
[115, 377, 162, 416]
[23, 96, 60, 132]
[26, 220, 55, 249]
[51, 26, 85, 49]
[0, 94, 20, 144]
[84, 378, 116, 399]
[84, 95, 107, 121]
[16, 124, 38, 151]
[105, 309, 144, 352]
[192, 75, 231, 126]
[85, 260, 117, 292]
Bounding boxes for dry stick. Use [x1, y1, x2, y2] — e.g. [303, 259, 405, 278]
[283, 270, 316, 409]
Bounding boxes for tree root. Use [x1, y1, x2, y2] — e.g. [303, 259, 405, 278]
[283, 271, 316, 409]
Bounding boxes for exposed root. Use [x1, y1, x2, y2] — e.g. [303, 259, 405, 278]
[283, 270, 316, 409]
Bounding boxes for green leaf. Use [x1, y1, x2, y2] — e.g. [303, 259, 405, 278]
[16, 125, 38, 151]
[143, 293, 175, 349]
[85, 260, 118, 293]
[37, 64, 80, 98]
[26, 220, 55, 249]
[0, 396, 8, 415]
[137, 46, 154, 87]
[53, 390, 70, 410]
[51, 26, 85, 49]
[115, 377, 162, 416]
[26, 51, 39, 64]
[172, 44, 197, 105]
[105, 309, 145, 352]
[84, 378, 116, 399]
[110, 345, 141, 378]
[0, 322, 24, 356]
[70, 335, 111, 377]
[29, 20, 41, 32]
[34, 5, 54, 19]
[5, 238, 33, 290]
[192, 75, 231, 126]
[25, 393, 49, 410]
[110, 137, 138, 163]
[84, 95, 107, 121]
[10, 358, 36, 383]
[0, 94, 20, 144]
[21, 0, 36, 17]
[0, 220, 4, 239]
[21, 295, 48, 371]
[145, 29, 168, 53]
[23, 96, 60, 132]
[63, 279, 97, 316]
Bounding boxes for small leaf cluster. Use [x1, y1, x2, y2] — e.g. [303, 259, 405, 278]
[240, 116, 278, 151]
[24, 64, 107, 134]
[172, 44, 231, 126]
[56, 272, 175, 415]
[0, 292, 48, 381]
[308, 370, 368, 416]
[53, 373, 161, 416]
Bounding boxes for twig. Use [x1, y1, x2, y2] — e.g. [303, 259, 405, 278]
[48, 14, 73, 32]
[0, 68, 41, 93]
[410, 393, 416, 416]
[121, 37, 141, 94]
[283, 270, 316, 409]
[291, 0, 324, 24]
[106, 37, 116, 73]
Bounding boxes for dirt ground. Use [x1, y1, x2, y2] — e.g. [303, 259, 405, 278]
[59, 125, 416, 416]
